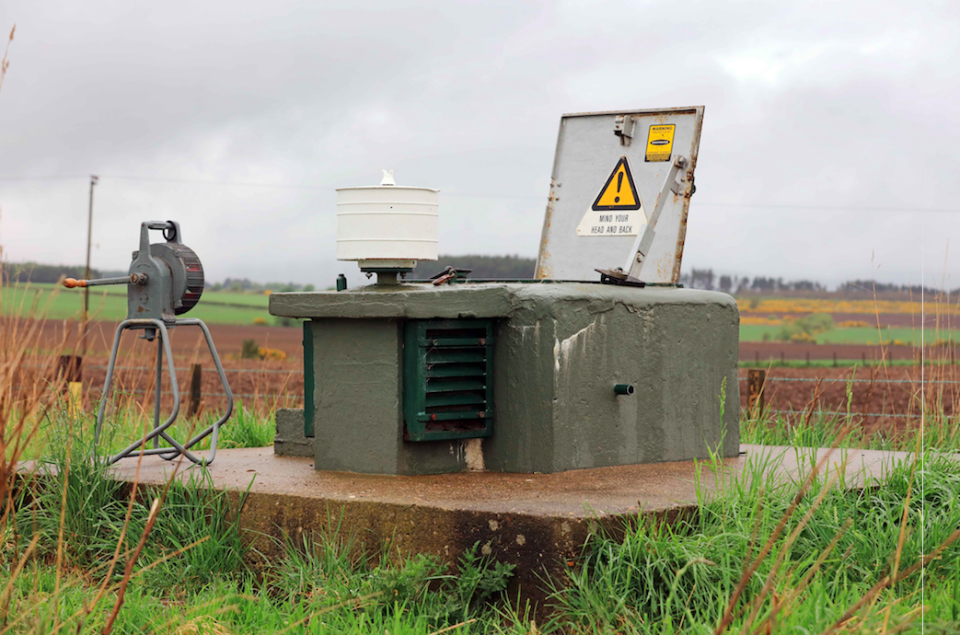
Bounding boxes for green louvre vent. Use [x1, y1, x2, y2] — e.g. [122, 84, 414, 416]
[402, 319, 494, 442]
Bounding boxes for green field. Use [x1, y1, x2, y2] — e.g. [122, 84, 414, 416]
[740, 324, 958, 346]
[2, 282, 277, 326]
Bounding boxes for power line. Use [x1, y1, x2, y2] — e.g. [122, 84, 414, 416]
[102, 175, 333, 190]
[1, 173, 959, 213]
[696, 202, 960, 214]
[0, 175, 87, 181]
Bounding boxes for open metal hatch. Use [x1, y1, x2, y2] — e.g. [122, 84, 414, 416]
[534, 107, 704, 284]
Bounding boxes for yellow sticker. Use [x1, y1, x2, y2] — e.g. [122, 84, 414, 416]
[591, 157, 640, 211]
[645, 124, 675, 162]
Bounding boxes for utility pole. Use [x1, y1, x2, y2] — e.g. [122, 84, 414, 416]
[81, 175, 98, 356]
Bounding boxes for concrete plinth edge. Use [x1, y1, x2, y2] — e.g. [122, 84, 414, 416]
[274, 409, 313, 457]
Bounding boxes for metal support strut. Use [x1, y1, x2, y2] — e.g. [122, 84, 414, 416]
[595, 154, 690, 286]
[95, 318, 234, 466]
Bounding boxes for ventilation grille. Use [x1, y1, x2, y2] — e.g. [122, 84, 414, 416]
[403, 319, 494, 442]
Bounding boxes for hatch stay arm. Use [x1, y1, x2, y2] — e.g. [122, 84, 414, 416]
[621, 155, 688, 279]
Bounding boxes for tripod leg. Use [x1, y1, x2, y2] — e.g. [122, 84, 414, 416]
[110, 320, 199, 464]
[152, 337, 162, 450]
[96, 321, 131, 447]
[171, 319, 234, 465]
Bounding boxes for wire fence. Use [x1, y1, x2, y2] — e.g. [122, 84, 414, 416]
[737, 376, 960, 385]
[24, 363, 960, 383]
[739, 372, 959, 420]
[9, 385, 300, 401]
[23, 363, 302, 374]
[14, 363, 958, 420]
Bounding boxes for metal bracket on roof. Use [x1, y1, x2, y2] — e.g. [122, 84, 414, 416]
[595, 268, 646, 287]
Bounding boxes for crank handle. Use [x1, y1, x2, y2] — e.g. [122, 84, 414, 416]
[63, 273, 148, 289]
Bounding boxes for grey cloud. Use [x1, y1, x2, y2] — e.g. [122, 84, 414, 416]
[0, 0, 957, 288]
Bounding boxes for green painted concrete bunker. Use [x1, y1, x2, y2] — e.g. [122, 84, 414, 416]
[270, 107, 741, 475]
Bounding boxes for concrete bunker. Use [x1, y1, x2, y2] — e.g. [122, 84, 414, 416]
[271, 107, 740, 475]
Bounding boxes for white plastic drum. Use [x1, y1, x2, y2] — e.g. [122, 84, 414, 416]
[336, 172, 439, 268]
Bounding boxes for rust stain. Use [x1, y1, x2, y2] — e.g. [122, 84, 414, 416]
[671, 195, 691, 284]
[536, 181, 559, 279]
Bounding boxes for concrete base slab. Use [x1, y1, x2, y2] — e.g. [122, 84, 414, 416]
[88, 443, 922, 607]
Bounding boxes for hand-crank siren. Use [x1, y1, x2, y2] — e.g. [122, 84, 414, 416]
[63, 221, 233, 465]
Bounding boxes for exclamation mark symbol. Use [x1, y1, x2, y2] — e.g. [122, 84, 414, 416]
[615, 170, 623, 203]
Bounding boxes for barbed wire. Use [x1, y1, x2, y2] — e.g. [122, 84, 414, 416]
[21, 363, 303, 374]
[9, 385, 300, 400]
[738, 376, 960, 385]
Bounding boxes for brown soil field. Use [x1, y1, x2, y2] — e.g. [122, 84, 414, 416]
[14, 319, 305, 416]
[22, 318, 305, 360]
[737, 364, 958, 435]
[739, 341, 924, 362]
[16, 319, 958, 429]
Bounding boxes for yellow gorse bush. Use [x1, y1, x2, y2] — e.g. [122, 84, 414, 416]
[737, 298, 960, 315]
[258, 347, 287, 361]
[740, 316, 783, 326]
[837, 320, 870, 328]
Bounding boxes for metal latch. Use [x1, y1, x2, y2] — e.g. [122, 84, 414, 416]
[613, 115, 636, 146]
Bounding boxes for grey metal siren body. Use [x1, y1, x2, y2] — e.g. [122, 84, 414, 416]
[125, 221, 205, 322]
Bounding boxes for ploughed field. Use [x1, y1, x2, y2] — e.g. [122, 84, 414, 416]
[15, 318, 304, 413]
[23, 317, 304, 359]
[737, 364, 958, 435]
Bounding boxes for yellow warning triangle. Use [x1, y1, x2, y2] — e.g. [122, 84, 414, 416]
[592, 157, 641, 211]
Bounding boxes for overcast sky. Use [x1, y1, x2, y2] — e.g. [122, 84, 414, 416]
[0, 1, 957, 289]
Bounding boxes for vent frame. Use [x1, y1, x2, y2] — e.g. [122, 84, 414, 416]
[402, 318, 494, 442]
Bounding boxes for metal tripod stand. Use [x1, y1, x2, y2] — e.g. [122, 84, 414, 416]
[64, 220, 234, 465]
[96, 318, 233, 465]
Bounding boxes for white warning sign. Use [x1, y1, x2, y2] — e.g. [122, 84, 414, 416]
[576, 156, 646, 236]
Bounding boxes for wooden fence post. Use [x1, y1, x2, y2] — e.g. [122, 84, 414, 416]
[56, 355, 83, 384]
[747, 369, 766, 419]
[57, 355, 83, 417]
[188, 363, 202, 417]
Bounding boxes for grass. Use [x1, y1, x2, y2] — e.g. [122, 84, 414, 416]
[7, 421, 520, 633]
[739, 324, 959, 346]
[548, 450, 960, 633]
[15, 398, 276, 463]
[5, 410, 960, 633]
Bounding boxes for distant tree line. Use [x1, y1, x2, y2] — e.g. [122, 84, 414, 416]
[412, 255, 536, 279]
[212, 278, 315, 293]
[1, 262, 126, 283]
[680, 270, 826, 293]
[681, 269, 947, 296]
[836, 279, 942, 296]
[7, 259, 950, 297]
